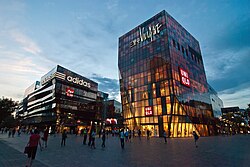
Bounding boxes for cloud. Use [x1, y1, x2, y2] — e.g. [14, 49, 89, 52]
[0, 41, 53, 101]
[205, 48, 250, 82]
[10, 30, 42, 55]
[204, 15, 250, 101]
[0, 1, 27, 36]
[106, 0, 119, 10]
[218, 83, 250, 109]
[0, 0, 248, 110]
[40, 9, 121, 79]
[0, 56, 45, 101]
[206, 47, 250, 109]
[212, 16, 250, 52]
[0, 56, 44, 76]
[0, 28, 54, 76]
[91, 74, 120, 101]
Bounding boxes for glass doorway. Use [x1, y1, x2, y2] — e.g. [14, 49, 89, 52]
[141, 125, 159, 137]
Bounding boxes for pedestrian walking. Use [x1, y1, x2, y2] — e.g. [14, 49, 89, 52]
[125, 129, 129, 142]
[128, 130, 132, 142]
[17, 129, 21, 136]
[98, 129, 102, 138]
[25, 129, 42, 167]
[12, 128, 16, 137]
[4, 127, 8, 133]
[80, 129, 84, 136]
[88, 128, 92, 146]
[138, 129, 141, 140]
[8, 128, 12, 138]
[61, 129, 67, 147]
[146, 129, 150, 140]
[75, 128, 79, 136]
[29, 128, 33, 135]
[83, 128, 87, 145]
[163, 130, 167, 143]
[90, 130, 96, 149]
[101, 129, 106, 148]
[192, 131, 199, 148]
[42, 127, 49, 148]
[106, 129, 109, 138]
[120, 129, 125, 149]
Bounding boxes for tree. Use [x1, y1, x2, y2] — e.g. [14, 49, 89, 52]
[0, 97, 18, 127]
[247, 104, 250, 126]
[247, 104, 250, 117]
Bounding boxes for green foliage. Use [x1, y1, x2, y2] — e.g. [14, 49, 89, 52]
[247, 104, 250, 117]
[247, 104, 250, 111]
[0, 97, 18, 127]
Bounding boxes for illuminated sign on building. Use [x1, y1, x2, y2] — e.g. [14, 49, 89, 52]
[130, 23, 162, 47]
[106, 118, 117, 124]
[66, 87, 74, 97]
[179, 67, 190, 87]
[66, 76, 91, 88]
[145, 106, 153, 116]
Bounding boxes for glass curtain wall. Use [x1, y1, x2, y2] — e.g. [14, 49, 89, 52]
[118, 10, 214, 137]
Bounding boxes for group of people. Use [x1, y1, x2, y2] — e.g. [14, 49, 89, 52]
[1, 127, 22, 137]
[162, 130, 199, 147]
[60, 127, 136, 150]
[85, 128, 106, 149]
[21, 126, 200, 167]
[119, 128, 143, 149]
[60, 128, 106, 149]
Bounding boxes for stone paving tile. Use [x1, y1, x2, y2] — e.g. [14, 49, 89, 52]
[0, 139, 48, 167]
[1, 133, 250, 167]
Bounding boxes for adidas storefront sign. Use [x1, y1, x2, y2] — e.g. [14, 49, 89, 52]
[67, 76, 91, 88]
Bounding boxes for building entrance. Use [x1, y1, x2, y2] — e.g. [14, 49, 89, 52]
[141, 124, 159, 137]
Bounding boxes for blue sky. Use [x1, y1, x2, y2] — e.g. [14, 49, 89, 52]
[0, 0, 249, 109]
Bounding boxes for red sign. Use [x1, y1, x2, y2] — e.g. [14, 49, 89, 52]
[106, 118, 117, 124]
[66, 88, 74, 97]
[145, 106, 153, 116]
[179, 67, 190, 87]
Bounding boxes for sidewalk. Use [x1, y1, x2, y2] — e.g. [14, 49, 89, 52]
[0, 133, 250, 167]
[0, 139, 48, 167]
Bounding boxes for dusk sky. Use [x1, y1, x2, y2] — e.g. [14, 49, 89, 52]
[0, 0, 249, 109]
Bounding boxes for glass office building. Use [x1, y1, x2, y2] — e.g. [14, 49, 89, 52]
[118, 10, 215, 137]
[19, 65, 99, 132]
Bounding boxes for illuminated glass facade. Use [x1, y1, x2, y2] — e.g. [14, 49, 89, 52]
[118, 10, 215, 137]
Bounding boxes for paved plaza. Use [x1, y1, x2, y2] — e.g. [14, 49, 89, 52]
[0, 133, 249, 167]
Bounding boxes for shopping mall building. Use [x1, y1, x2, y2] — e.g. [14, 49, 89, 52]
[118, 10, 217, 137]
[18, 65, 103, 133]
